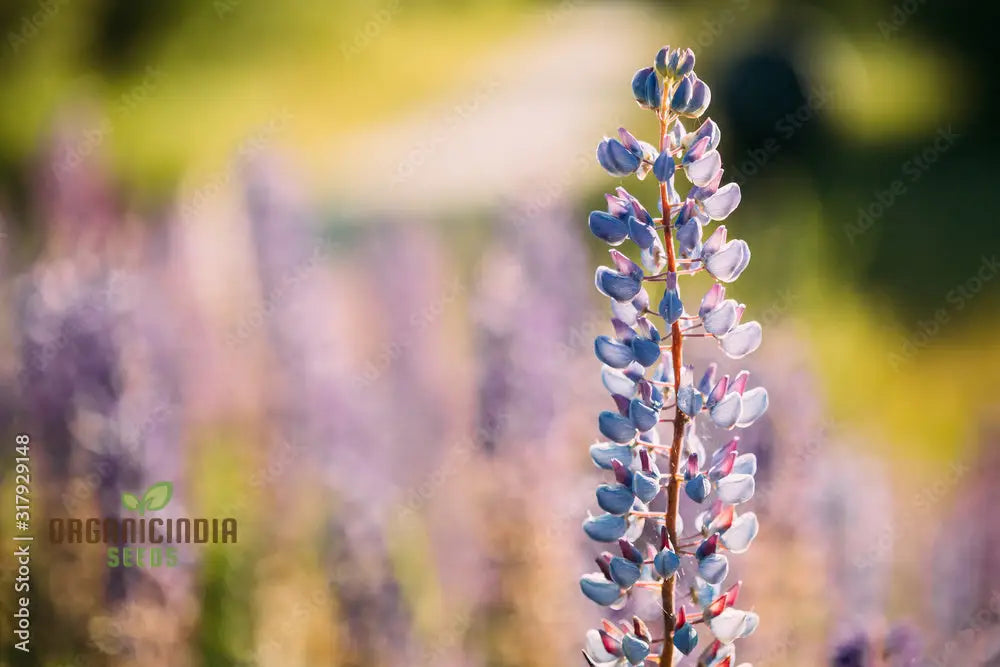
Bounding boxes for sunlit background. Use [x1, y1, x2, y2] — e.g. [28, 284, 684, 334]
[0, 0, 998, 665]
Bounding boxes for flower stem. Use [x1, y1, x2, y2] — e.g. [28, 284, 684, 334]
[657, 89, 687, 667]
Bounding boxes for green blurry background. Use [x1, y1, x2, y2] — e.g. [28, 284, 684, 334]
[0, 0, 998, 665]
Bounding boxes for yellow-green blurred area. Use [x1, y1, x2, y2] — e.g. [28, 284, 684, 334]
[0, 0, 999, 665]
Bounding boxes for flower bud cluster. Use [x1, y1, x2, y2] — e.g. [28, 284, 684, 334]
[582, 45, 767, 667]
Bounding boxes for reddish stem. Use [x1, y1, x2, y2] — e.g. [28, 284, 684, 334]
[657, 87, 688, 667]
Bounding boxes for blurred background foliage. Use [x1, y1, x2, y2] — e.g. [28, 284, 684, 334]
[0, 0, 998, 665]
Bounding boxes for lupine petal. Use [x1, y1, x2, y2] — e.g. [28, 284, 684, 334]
[629, 398, 659, 432]
[674, 623, 699, 655]
[720, 321, 762, 359]
[709, 392, 742, 429]
[597, 483, 636, 516]
[609, 556, 642, 588]
[685, 150, 722, 187]
[699, 283, 725, 318]
[585, 629, 619, 662]
[685, 473, 712, 503]
[732, 452, 757, 476]
[602, 366, 637, 397]
[685, 77, 711, 116]
[595, 335, 635, 368]
[589, 211, 630, 245]
[580, 573, 624, 605]
[703, 299, 738, 336]
[631, 67, 656, 108]
[653, 151, 675, 182]
[583, 514, 629, 543]
[677, 385, 704, 416]
[721, 512, 759, 553]
[676, 219, 702, 257]
[696, 362, 717, 397]
[585, 629, 619, 663]
[599, 411, 636, 443]
[698, 553, 730, 585]
[590, 442, 633, 470]
[611, 298, 639, 326]
[702, 225, 728, 258]
[705, 240, 749, 282]
[703, 183, 741, 220]
[630, 337, 660, 367]
[736, 386, 768, 426]
[621, 634, 650, 665]
[608, 139, 641, 173]
[692, 117, 721, 151]
[654, 548, 681, 577]
[716, 474, 755, 504]
[682, 136, 711, 165]
[627, 216, 656, 249]
[706, 375, 729, 409]
[658, 286, 684, 325]
[708, 608, 753, 644]
[670, 75, 692, 112]
[631, 470, 660, 504]
[596, 267, 643, 302]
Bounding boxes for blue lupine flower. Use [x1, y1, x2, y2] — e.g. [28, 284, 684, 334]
[674, 622, 699, 654]
[631, 66, 663, 109]
[589, 211, 630, 245]
[582, 44, 768, 664]
[621, 633, 650, 664]
[597, 137, 642, 177]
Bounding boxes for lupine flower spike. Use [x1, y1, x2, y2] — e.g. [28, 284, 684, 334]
[581, 45, 766, 667]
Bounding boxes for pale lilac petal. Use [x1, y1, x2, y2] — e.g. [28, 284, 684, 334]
[709, 392, 742, 429]
[720, 321, 762, 359]
[685, 150, 722, 186]
[736, 386, 768, 427]
[716, 473, 755, 504]
[721, 512, 759, 553]
[703, 183, 741, 220]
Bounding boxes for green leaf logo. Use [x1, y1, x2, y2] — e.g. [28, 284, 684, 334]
[121, 481, 173, 515]
[121, 492, 141, 512]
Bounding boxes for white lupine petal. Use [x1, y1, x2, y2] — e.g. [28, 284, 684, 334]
[720, 321, 762, 359]
[716, 473, 755, 504]
[721, 511, 759, 553]
[685, 150, 722, 186]
[703, 299, 738, 336]
[736, 386, 768, 426]
[703, 182, 742, 220]
[705, 240, 747, 282]
[732, 453, 757, 476]
[709, 392, 742, 429]
[601, 366, 637, 398]
[708, 608, 753, 644]
[585, 629, 617, 662]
